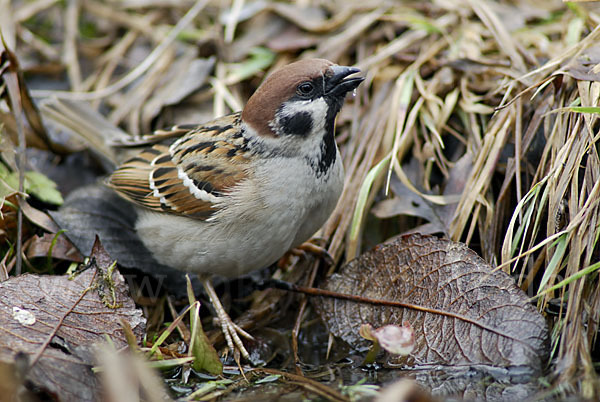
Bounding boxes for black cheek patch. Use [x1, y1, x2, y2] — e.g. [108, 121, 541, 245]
[280, 112, 313, 137]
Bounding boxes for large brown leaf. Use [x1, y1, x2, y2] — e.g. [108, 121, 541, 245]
[314, 234, 548, 371]
[0, 238, 146, 401]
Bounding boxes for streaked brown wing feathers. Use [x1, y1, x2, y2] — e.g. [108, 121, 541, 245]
[108, 113, 249, 220]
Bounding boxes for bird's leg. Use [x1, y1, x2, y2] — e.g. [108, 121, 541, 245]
[200, 277, 253, 360]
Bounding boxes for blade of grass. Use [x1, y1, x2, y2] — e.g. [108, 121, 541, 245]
[533, 259, 600, 300]
[147, 357, 194, 370]
[567, 106, 600, 114]
[536, 233, 569, 297]
[502, 175, 548, 263]
[510, 186, 540, 257]
[147, 303, 194, 358]
[347, 154, 390, 261]
[386, 69, 415, 195]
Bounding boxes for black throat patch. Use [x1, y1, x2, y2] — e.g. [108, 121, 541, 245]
[313, 130, 337, 179]
[306, 99, 341, 178]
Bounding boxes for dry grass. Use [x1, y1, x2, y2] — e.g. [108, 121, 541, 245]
[2, 0, 600, 398]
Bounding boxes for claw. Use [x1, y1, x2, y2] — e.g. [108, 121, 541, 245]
[295, 241, 334, 266]
[279, 240, 334, 268]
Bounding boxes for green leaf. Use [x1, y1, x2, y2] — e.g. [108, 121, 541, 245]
[24, 171, 63, 204]
[0, 163, 63, 205]
[341, 378, 380, 399]
[186, 275, 223, 375]
[176, 27, 208, 42]
[227, 47, 275, 83]
[0, 162, 19, 199]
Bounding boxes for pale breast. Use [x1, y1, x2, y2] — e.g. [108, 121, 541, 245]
[290, 152, 344, 247]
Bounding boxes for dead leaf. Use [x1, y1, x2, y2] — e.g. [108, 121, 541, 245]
[26, 232, 83, 263]
[373, 153, 472, 236]
[562, 44, 600, 82]
[0, 238, 146, 401]
[314, 233, 548, 371]
[229, 13, 285, 61]
[267, 26, 320, 52]
[269, 2, 357, 33]
[20, 199, 61, 233]
[0, 41, 67, 154]
[141, 56, 215, 130]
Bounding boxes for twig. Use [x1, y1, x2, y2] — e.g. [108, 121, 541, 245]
[264, 278, 536, 345]
[1, 37, 25, 275]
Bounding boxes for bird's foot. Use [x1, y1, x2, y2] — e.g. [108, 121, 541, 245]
[291, 240, 334, 266]
[202, 278, 253, 360]
[215, 309, 253, 361]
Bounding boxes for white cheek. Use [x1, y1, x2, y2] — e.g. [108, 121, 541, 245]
[243, 97, 334, 163]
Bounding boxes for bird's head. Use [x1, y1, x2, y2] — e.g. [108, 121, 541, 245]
[242, 59, 364, 141]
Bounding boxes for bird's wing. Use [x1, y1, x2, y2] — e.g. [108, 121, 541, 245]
[108, 113, 250, 220]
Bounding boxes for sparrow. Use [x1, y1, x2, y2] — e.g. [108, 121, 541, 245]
[107, 58, 364, 359]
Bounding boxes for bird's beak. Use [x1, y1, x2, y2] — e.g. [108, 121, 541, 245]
[325, 65, 364, 97]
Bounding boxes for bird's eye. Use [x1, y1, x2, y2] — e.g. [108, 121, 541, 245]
[296, 82, 315, 97]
